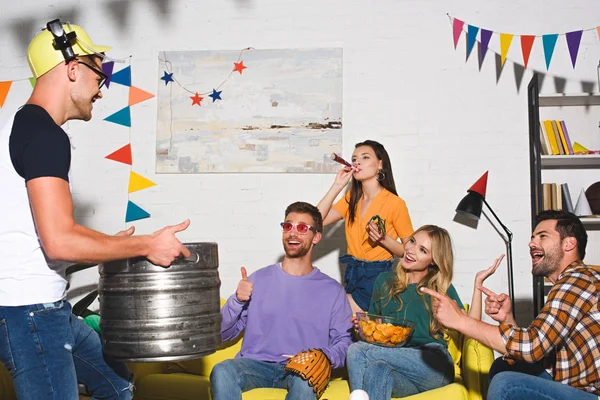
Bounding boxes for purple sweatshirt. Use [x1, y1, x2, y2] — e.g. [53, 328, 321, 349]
[221, 264, 353, 368]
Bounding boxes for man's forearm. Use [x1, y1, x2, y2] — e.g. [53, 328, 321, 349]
[44, 223, 151, 264]
[456, 315, 507, 353]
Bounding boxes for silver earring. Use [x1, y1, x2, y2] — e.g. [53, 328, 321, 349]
[377, 169, 385, 181]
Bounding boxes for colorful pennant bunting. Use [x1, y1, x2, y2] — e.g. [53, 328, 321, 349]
[520, 35, 535, 69]
[449, 15, 600, 70]
[542, 34, 559, 70]
[102, 61, 115, 88]
[453, 18, 465, 49]
[128, 171, 156, 193]
[128, 86, 154, 106]
[480, 29, 492, 61]
[104, 107, 131, 127]
[105, 144, 132, 165]
[499, 33, 514, 67]
[28, 77, 36, 88]
[0, 81, 12, 108]
[467, 25, 479, 57]
[565, 30, 583, 68]
[111, 66, 131, 87]
[125, 201, 150, 222]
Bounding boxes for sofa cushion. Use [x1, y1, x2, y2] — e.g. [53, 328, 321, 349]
[133, 373, 211, 400]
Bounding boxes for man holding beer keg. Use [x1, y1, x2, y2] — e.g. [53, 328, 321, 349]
[210, 201, 353, 399]
[0, 19, 190, 399]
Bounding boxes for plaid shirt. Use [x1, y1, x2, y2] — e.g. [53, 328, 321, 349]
[499, 262, 600, 395]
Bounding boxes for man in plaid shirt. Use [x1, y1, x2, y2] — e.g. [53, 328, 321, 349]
[421, 210, 599, 400]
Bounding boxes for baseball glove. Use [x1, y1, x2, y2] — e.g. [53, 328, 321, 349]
[284, 348, 332, 398]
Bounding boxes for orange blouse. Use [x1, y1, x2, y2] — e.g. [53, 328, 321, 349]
[332, 189, 413, 261]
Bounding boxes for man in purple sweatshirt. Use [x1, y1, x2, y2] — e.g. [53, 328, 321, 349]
[210, 201, 353, 399]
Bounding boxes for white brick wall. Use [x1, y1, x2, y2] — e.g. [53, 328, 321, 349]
[1, 0, 599, 324]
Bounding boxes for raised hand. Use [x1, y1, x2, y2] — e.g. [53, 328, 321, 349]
[479, 286, 514, 325]
[420, 287, 465, 330]
[147, 220, 191, 267]
[236, 266, 254, 302]
[332, 167, 354, 189]
[475, 255, 504, 287]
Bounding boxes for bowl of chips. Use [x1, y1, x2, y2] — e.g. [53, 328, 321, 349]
[355, 312, 415, 347]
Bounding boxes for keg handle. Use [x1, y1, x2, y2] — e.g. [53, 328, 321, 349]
[175, 251, 199, 264]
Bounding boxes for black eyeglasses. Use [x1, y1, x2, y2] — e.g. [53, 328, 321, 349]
[280, 222, 318, 235]
[78, 60, 108, 90]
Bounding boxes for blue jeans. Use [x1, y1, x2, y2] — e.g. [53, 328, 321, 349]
[488, 372, 598, 400]
[0, 300, 132, 400]
[347, 341, 454, 400]
[340, 255, 394, 311]
[210, 358, 316, 400]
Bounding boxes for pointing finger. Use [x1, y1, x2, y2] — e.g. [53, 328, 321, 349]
[420, 287, 444, 300]
[478, 286, 497, 298]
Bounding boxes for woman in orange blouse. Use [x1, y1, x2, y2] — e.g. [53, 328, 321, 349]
[318, 140, 414, 313]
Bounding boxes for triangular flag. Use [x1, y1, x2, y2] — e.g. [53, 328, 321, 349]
[0, 81, 12, 108]
[521, 35, 535, 68]
[480, 29, 493, 62]
[453, 18, 465, 49]
[542, 34, 559, 70]
[128, 171, 156, 193]
[105, 144, 132, 165]
[565, 30, 583, 68]
[467, 25, 479, 57]
[125, 201, 150, 222]
[468, 171, 488, 198]
[111, 66, 131, 87]
[500, 33, 514, 66]
[29, 77, 36, 88]
[102, 61, 115, 88]
[572, 142, 589, 154]
[104, 107, 131, 127]
[574, 188, 592, 216]
[597, 26, 600, 40]
[128, 86, 154, 106]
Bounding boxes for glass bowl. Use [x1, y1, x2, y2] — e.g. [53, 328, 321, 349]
[355, 312, 415, 348]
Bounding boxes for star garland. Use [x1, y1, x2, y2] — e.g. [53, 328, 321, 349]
[159, 47, 253, 107]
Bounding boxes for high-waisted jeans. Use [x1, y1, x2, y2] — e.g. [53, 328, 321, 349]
[340, 254, 394, 311]
[0, 300, 133, 400]
[347, 341, 454, 400]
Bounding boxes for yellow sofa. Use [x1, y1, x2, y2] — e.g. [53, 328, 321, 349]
[128, 324, 494, 400]
[0, 303, 495, 400]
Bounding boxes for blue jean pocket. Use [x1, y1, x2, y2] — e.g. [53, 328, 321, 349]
[31, 300, 65, 315]
[0, 319, 16, 374]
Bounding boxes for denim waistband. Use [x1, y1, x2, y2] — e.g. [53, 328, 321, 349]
[339, 254, 394, 271]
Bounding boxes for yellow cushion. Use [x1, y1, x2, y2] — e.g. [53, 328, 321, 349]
[132, 373, 211, 400]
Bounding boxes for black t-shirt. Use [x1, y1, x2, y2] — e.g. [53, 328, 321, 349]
[9, 104, 71, 183]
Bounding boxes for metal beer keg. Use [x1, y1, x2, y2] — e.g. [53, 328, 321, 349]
[98, 242, 221, 362]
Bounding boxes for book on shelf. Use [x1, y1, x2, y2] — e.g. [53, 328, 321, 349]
[555, 120, 571, 155]
[559, 121, 574, 154]
[541, 182, 572, 212]
[542, 120, 560, 155]
[550, 120, 565, 155]
[561, 183, 574, 213]
[539, 124, 551, 155]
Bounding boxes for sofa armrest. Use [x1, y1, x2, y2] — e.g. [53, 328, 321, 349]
[461, 337, 495, 400]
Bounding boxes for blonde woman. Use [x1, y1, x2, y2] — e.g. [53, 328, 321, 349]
[346, 225, 500, 399]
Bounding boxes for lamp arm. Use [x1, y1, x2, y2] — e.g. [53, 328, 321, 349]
[482, 197, 516, 315]
[482, 198, 513, 242]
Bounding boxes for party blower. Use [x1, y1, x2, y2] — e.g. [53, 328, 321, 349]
[331, 153, 358, 171]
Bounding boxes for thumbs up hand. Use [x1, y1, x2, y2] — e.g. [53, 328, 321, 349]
[236, 266, 254, 302]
